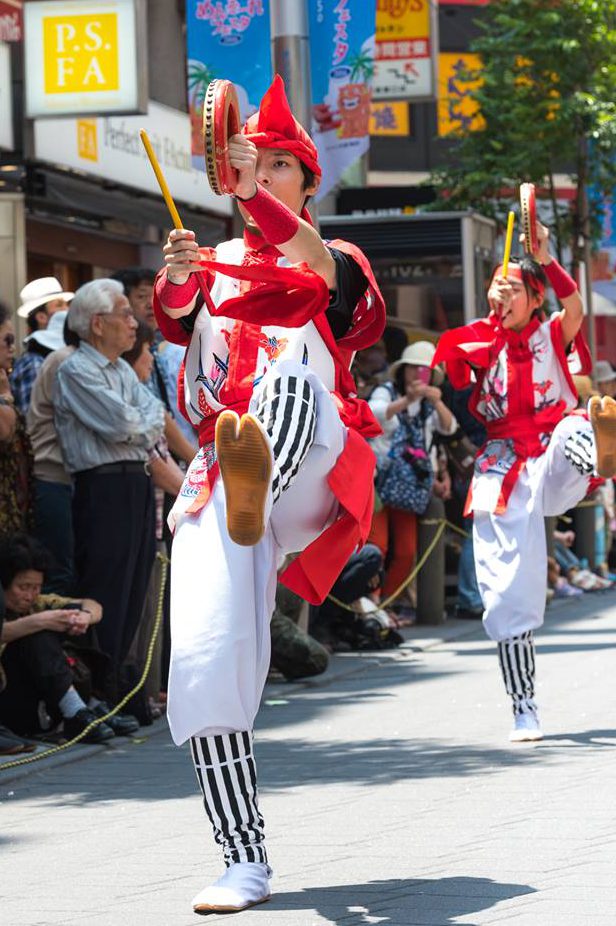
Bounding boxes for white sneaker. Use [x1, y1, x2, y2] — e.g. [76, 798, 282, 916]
[509, 711, 543, 743]
[192, 862, 272, 914]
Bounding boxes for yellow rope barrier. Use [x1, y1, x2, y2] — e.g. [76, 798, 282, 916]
[327, 517, 456, 615]
[0, 552, 169, 773]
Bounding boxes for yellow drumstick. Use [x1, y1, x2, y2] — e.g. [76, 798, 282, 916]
[501, 210, 515, 278]
[140, 129, 183, 229]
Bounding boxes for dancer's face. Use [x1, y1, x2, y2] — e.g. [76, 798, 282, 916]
[500, 279, 543, 332]
[237, 149, 319, 225]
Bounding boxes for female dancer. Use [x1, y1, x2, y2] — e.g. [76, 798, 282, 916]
[433, 220, 616, 742]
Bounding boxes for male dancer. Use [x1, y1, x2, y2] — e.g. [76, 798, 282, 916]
[153, 76, 385, 913]
[433, 220, 616, 743]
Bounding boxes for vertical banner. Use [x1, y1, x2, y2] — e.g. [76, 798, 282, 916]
[309, 0, 376, 201]
[185, 0, 271, 168]
[373, 0, 435, 101]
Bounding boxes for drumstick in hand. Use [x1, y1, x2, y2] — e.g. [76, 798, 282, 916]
[502, 210, 515, 278]
[140, 129, 215, 311]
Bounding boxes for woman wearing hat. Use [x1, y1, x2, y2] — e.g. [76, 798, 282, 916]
[368, 341, 456, 603]
[433, 219, 616, 743]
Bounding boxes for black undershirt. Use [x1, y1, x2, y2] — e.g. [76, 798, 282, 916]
[180, 246, 368, 342]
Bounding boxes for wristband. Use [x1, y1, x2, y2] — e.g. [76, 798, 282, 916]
[544, 259, 577, 299]
[236, 184, 300, 246]
[157, 272, 199, 308]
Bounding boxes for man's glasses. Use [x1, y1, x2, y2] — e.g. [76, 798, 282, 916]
[98, 309, 135, 321]
[1, 334, 15, 347]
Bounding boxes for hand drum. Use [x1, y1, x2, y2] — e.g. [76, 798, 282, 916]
[203, 79, 241, 196]
[520, 183, 539, 256]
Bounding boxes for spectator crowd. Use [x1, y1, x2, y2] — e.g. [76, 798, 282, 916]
[1, 272, 614, 756]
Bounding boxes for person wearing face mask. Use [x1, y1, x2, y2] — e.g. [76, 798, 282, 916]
[433, 219, 616, 743]
[0, 301, 35, 537]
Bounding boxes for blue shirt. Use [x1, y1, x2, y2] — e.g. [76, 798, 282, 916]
[53, 341, 165, 473]
[10, 351, 46, 415]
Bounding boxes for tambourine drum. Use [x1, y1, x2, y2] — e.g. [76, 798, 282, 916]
[520, 182, 539, 256]
[203, 79, 241, 195]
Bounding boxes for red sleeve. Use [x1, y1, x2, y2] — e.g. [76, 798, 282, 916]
[326, 239, 385, 350]
[152, 249, 217, 346]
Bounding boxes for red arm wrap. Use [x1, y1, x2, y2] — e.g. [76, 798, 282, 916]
[237, 184, 300, 245]
[544, 259, 577, 299]
[155, 271, 199, 308]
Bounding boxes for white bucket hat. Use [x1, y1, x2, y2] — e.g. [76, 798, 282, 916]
[24, 310, 68, 352]
[594, 360, 616, 384]
[388, 340, 444, 385]
[17, 277, 74, 319]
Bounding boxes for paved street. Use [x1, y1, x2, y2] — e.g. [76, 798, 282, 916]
[3, 592, 616, 926]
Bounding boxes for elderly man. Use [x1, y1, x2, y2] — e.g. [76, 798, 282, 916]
[54, 279, 165, 698]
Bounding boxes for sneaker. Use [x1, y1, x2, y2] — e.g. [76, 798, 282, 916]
[192, 862, 272, 914]
[91, 702, 139, 736]
[63, 708, 115, 744]
[553, 578, 583, 598]
[509, 711, 543, 743]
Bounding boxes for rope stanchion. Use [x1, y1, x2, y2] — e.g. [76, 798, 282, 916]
[0, 552, 170, 773]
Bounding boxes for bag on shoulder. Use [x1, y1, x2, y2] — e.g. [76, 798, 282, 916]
[439, 430, 478, 481]
[375, 391, 434, 515]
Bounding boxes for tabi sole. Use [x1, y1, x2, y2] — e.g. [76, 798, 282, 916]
[193, 895, 271, 914]
[216, 410, 272, 546]
[589, 395, 616, 478]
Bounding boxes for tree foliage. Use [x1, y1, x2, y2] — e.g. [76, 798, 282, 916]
[429, 0, 616, 268]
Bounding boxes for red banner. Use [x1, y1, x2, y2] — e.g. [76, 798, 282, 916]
[0, 0, 22, 42]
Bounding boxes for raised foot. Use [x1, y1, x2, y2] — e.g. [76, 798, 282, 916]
[589, 395, 616, 478]
[215, 411, 272, 546]
[192, 862, 272, 914]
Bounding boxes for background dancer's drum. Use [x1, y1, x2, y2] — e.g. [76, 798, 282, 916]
[520, 183, 539, 256]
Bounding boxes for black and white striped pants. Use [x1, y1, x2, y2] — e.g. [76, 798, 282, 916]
[497, 631, 537, 716]
[190, 731, 267, 867]
[254, 373, 316, 503]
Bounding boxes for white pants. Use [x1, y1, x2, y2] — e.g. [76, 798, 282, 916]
[474, 416, 593, 642]
[167, 360, 345, 745]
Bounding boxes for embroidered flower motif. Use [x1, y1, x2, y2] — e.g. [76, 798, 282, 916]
[258, 334, 288, 362]
[534, 380, 553, 397]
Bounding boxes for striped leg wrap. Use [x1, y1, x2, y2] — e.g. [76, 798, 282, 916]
[564, 430, 595, 475]
[190, 732, 268, 867]
[497, 631, 537, 716]
[254, 374, 316, 503]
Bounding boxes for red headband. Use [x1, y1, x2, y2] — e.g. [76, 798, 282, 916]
[495, 264, 545, 296]
[243, 74, 322, 178]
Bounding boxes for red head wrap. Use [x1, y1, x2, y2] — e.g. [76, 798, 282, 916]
[243, 74, 321, 178]
[494, 263, 545, 296]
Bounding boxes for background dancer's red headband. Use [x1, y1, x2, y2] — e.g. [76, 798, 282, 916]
[243, 75, 322, 178]
[495, 262, 545, 296]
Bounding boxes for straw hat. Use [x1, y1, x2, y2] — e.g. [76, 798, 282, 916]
[24, 310, 68, 352]
[388, 340, 444, 385]
[17, 277, 74, 319]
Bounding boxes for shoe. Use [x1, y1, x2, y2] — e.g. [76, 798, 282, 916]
[589, 395, 616, 477]
[63, 708, 115, 744]
[456, 606, 484, 620]
[91, 702, 139, 736]
[553, 578, 583, 598]
[192, 862, 272, 914]
[0, 724, 37, 756]
[509, 710, 543, 743]
[216, 411, 272, 546]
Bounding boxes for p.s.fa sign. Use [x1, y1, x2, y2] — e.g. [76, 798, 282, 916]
[24, 0, 147, 118]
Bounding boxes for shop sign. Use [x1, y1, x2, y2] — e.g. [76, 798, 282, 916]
[0, 1, 22, 42]
[0, 40, 13, 149]
[24, 0, 147, 118]
[370, 100, 410, 136]
[437, 52, 483, 136]
[33, 101, 232, 217]
[372, 0, 438, 101]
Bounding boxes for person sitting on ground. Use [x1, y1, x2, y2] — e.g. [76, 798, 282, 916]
[270, 584, 329, 681]
[0, 533, 131, 743]
[595, 360, 616, 399]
